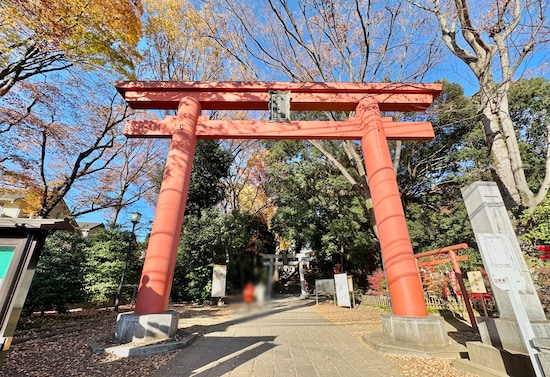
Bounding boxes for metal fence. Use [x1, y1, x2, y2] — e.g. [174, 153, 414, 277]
[361, 294, 468, 313]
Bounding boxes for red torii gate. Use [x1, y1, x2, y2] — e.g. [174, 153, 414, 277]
[115, 81, 442, 318]
[415, 243, 477, 329]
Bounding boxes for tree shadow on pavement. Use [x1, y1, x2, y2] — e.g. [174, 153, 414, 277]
[155, 336, 276, 377]
[178, 295, 317, 337]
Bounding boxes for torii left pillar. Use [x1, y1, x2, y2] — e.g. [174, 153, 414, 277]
[115, 98, 200, 343]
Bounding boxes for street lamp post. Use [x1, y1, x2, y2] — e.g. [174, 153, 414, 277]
[114, 212, 141, 312]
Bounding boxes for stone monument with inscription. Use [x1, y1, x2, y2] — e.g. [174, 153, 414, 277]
[458, 181, 550, 376]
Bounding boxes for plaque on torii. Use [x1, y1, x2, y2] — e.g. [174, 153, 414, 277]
[115, 81, 442, 318]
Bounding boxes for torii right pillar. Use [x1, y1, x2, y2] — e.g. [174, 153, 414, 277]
[358, 99, 452, 351]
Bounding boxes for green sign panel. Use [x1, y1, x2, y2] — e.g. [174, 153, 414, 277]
[0, 245, 16, 290]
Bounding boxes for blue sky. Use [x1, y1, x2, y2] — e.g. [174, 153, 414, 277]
[75, 0, 550, 235]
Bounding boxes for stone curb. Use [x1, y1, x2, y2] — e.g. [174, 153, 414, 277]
[361, 333, 468, 359]
[87, 332, 198, 358]
[452, 359, 510, 377]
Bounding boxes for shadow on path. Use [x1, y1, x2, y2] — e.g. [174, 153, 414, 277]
[179, 295, 316, 336]
[154, 297, 317, 376]
[155, 296, 404, 377]
[156, 336, 276, 377]
[439, 309, 481, 346]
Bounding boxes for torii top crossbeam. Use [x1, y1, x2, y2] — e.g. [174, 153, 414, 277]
[115, 81, 440, 112]
[115, 80, 442, 319]
[116, 81, 441, 141]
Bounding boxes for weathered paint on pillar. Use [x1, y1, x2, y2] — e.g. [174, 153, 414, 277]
[358, 99, 428, 317]
[134, 98, 201, 314]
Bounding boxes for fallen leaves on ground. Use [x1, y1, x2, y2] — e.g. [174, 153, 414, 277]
[0, 305, 233, 377]
[1, 301, 480, 377]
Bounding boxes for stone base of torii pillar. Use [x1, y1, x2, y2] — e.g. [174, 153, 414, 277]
[115, 311, 179, 344]
[362, 314, 468, 359]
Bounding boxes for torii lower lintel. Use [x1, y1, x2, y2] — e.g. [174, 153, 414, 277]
[117, 81, 442, 319]
[125, 117, 435, 141]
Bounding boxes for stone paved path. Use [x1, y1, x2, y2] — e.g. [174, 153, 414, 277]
[154, 297, 402, 377]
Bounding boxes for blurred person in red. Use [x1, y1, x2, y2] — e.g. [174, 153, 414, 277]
[244, 282, 254, 305]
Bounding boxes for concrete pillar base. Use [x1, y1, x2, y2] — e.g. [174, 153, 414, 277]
[453, 341, 536, 377]
[362, 314, 467, 359]
[381, 313, 449, 346]
[478, 317, 550, 353]
[115, 311, 179, 344]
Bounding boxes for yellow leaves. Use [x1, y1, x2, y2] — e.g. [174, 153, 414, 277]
[236, 148, 275, 223]
[237, 184, 274, 221]
[144, 0, 200, 41]
[1, 0, 143, 76]
[0, 187, 42, 217]
[276, 235, 292, 252]
[20, 188, 42, 217]
[141, 0, 228, 80]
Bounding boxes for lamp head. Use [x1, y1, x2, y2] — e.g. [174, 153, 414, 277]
[131, 212, 142, 224]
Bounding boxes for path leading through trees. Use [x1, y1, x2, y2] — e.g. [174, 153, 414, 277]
[0, 297, 480, 376]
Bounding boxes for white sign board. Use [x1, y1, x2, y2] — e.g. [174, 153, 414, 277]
[334, 273, 351, 307]
[467, 271, 487, 293]
[476, 233, 525, 291]
[211, 264, 227, 298]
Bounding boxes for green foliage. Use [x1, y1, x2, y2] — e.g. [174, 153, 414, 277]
[83, 228, 141, 304]
[265, 140, 377, 286]
[23, 231, 88, 315]
[152, 139, 233, 217]
[172, 209, 223, 303]
[395, 80, 487, 271]
[518, 194, 550, 312]
[397, 82, 483, 244]
[22, 227, 144, 313]
[399, 80, 489, 203]
[161, 138, 253, 303]
[519, 196, 550, 251]
[172, 209, 273, 303]
[509, 78, 550, 192]
[186, 139, 233, 216]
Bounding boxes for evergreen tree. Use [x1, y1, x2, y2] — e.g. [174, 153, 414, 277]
[186, 139, 233, 216]
[264, 140, 377, 287]
[83, 228, 141, 305]
[23, 231, 88, 315]
[168, 139, 274, 302]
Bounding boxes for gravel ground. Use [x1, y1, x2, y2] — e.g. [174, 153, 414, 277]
[0, 301, 480, 377]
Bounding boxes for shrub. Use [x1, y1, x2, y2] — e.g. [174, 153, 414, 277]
[367, 269, 386, 295]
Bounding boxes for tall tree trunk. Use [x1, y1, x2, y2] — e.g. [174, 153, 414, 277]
[415, 0, 550, 212]
[479, 85, 536, 210]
